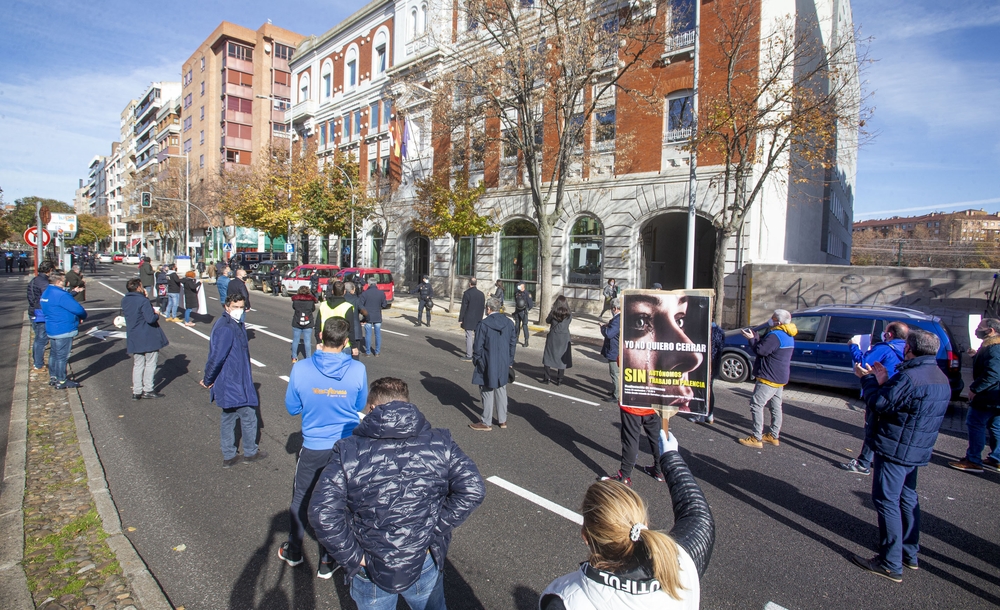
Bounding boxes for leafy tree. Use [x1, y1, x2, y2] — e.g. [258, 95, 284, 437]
[7, 197, 73, 239]
[66, 214, 112, 247]
[300, 151, 374, 246]
[413, 171, 494, 311]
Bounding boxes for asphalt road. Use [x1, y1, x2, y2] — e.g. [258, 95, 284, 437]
[0, 270, 31, 477]
[38, 269, 1000, 610]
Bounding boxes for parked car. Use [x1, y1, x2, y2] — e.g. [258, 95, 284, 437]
[719, 304, 964, 399]
[97, 252, 114, 264]
[281, 264, 340, 296]
[229, 250, 291, 273]
[123, 254, 142, 265]
[336, 267, 395, 305]
[248, 261, 295, 292]
[112, 252, 124, 263]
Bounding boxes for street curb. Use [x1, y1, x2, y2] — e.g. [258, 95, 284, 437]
[0, 313, 33, 609]
[65, 368, 173, 610]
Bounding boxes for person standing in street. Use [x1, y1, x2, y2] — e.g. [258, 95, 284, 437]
[280, 318, 368, 579]
[948, 317, 1000, 474]
[65, 264, 86, 302]
[180, 270, 201, 327]
[291, 286, 317, 363]
[216, 268, 231, 304]
[165, 265, 182, 322]
[542, 296, 573, 386]
[459, 277, 486, 362]
[470, 297, 517, 431]
[344, 281, 367, 356]
[200, 293, 266, 468]
[491, 279, 505, 312]
[4, 252, 12, 273]
[358, 278, 388, 356]
[229, 268, 251, 311]
[316, 281, 361, 358]
[27, 261, 53, 372]
[155, 265, 170, 312]
[41, 271, 88, 390]
[840, 322, 908, 475]
[121, 278, 168, 400]
[738, 309, 797, 449]
[309, 377, 486, 607]
[308, 268, 321, 300]
[599, 278, 619, 319]
[512, 282, 534, 347]
[88, 253, 97, 274]
[411, 275, 434, 327]
[599, 298, 621, 403]
[138, 257, 155, 298]
[850, 329, 950, 581]
[268, 264, 283, 297]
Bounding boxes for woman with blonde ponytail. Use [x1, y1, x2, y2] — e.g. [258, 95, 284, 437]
[539, 431, 714, 610]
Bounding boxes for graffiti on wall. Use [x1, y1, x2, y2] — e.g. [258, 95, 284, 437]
[778, 274, 966, 312]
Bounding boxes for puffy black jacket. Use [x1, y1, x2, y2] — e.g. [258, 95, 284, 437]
[309, 401, 485, 593]
[291, 293, 317, 329]
[969, 336, 1000, 410]
[860, 355, 950, 467]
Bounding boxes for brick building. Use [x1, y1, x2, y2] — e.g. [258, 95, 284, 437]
[854, 209, 1000, 244]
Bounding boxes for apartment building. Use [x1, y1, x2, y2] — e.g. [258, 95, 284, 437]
[854, 209, 1000, 244]
[86, 156, 107, 217]
[176, 21, 304, 255]
[286, 0, 858, 318]
[73, 179, 89, 215]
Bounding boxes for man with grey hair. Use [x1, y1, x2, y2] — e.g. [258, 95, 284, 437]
[738, 309, 797, 448]
[469, 297, 517, 431]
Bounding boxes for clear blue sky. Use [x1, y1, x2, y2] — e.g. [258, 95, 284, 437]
[1, 1, 997, 220]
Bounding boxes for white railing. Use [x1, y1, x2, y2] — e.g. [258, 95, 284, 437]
[663, 127, 693, 144]
[594, 139, 615, 153]
[664, 30, 696, 54]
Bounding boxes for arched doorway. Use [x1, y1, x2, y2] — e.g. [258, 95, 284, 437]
[499, 219, 538, 300]
[638, 213, 716, 290]
[405, 232, 429, 285]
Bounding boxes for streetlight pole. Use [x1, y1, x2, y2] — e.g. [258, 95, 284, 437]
[684, 1, 701, 290]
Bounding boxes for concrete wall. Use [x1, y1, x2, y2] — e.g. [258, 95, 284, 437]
[735, 263, 995, 349]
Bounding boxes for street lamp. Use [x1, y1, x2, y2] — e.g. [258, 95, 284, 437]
[257, 94, 294, 257]
[161, 153, 190, 258]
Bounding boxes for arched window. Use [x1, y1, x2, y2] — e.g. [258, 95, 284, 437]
[321, 60, 333, 99]
[499, 219, 539, 300]
[419, 3, 428, 35]
[372, 29, 389, 77]
[664, 89, 694, 143]
[409, 8, 418, 41]
[298, 73, 310, 103]
[567, 216, 604, 286]
[344, 46, 359, 90]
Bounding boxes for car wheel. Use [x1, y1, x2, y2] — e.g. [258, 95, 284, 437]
[720, 353, 750, 383]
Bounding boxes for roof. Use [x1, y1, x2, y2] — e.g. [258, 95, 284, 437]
[796, 304, 938, 321]
[292, 0, 390, 62]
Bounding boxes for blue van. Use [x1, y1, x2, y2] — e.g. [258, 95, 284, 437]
[720, 304, 964, 399]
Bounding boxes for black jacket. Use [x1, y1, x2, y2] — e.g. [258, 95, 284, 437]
[969, 336, 1000, 410]
[181, 277, 201, 310]
[344, 292, 366, 342]
[138, 261, 154, 287]
[358, 284, 388, 324]
[459, 287, 485, 330]
[309, 401, 486, 593]
[411, 281, 434, 302]
[65, 270, 85, 302]
[167, 272, 182, 294]
[120, 291, 168, 355]
[513, 289, 533, 313]
[291, 293, 317, 329]
[27, 273, 49, 318]
[229, 277, 250, 309]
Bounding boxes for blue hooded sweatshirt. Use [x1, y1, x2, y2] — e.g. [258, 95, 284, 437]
[285, 349, 368, 450]
[41, 285, 87, 337]
[851, 338, 906, 378]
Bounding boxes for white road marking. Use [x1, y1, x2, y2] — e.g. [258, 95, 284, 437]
[245, 323, 292, 343]
[98, 282, 125, 296]
[510, 381, 600, 406]
[279, 375, 290, 382]
[487, 476, 583, 525]
[381, 328, 408, 337]
[209, 297, 218, 300]
[764, 603, 790, 610]
[250, 358, 266, 368]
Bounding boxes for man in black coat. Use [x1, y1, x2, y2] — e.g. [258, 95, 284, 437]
[949, 317, 1000, 474]
[512, 281, 534, 347]
[138, 257, 155, 298]
[358, 278, 389, 356]
[458, 278, 485, 362]
[229, 268, 251, 310]
[268, 265, 282, 296]
[27, 261, 53, 371]
[410, 275, 434, 326]
[343, 281, 367, 356]
[469, 297, 517, 431]
[121, 278, 169, 400]
[310, 377, 485, 607]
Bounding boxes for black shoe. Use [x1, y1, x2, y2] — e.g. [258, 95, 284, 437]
[277, 542, 303, 567]
[850, 554, 902, 582]
[317, 561, 337, 579]
[243, 449, 268, 464]
[541, 378, 550, 384]
[903, 559, 919, 570]
[602, 395, 617, 403]
[222, 455, 242, 468]
[132, 393, 143, 400]
[523, 341, 529, 347]
[54, 380, 81, 390]
[142, 392, 165, 399]
[553, 378, 561, 386]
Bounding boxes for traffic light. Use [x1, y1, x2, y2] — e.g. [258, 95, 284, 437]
[141, 192, 152, 207]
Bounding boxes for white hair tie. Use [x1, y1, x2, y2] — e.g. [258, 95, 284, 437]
[629, 523, 647, 542]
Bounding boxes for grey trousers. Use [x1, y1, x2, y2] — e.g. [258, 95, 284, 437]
[132, 352, 158, 394]
[465, 329, 475, 358]
[609, 360, 620, 400]
[749, 381, 783, 439]
[480, 385, 508, 426]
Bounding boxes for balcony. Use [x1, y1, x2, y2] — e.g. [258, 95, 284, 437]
[663, 30, 695, 62]
[272, 83, 291, 98]
[663, 128, 693, 145]
[273, 57, 290, 72]
[291, 98, 318, 121]
[222, 136, 252, 151]
[223, 56, 253, 74]
[225, 83, 254, 99]
[271, 109, 289, 123]
[223, 109, 253, 125]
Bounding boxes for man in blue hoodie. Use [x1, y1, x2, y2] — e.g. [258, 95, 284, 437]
[840, 321, 909, 475]
[41, 270, 88, 389]
[280, 317, 368, 579]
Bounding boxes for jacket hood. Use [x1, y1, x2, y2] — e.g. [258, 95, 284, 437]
[481, 312, 509, 331]
[981, 335, 1000, 349]
[310, 349, 355, 380]
[772, 322, 797, 337]
[886, 338, 906, 360]
[354, 400, 431, 440]
[292, 293, 317, 302]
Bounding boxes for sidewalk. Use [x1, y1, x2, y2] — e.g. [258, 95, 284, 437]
[0, 317, 170, 610]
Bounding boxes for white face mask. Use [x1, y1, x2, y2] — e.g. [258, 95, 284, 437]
[768, 318, 778, 327]
[229, 308, 244, 322]
[423, 278, 429, 283]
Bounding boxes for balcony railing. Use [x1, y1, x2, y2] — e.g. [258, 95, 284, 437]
[271, 109, 289, 123]
[594, 139, 615, 153]
[223, 56, 253, 74]
[223, 109, 253, 125]
[291, 99, 318, 120]
[225, 83, 254, 99]
[272, 83, 291, 98]
[663, 127, 693, 144]
[664, 30, 696, 54]
[222, 136, 252, 151]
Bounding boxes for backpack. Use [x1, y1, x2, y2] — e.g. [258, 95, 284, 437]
[515, 293, 527, 311]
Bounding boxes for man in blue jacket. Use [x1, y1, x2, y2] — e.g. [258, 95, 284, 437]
[280, 317, 368, 579]
[41, 271, 88, 389]
[850, 328, 950, 582]
[26, 261, 53, 371]
[469, 297, 517, 431]
[599, 298, 620, 403]
[310, 377, 485, 609]
[121, 278, 169, 400]
[200, 293, 266, 468]
[840, 322, 908, 475]
[738, 309, 797, 448]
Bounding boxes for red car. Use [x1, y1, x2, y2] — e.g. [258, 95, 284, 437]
[112, 252, 124, 263]
[336, 267, 394, 305]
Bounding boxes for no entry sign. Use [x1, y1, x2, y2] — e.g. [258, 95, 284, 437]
[24, 227, 51, 248]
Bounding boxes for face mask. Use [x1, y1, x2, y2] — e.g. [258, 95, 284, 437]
[423, 278, 429, 283]
[768, 319, 778, 327]
[976, 329, 989, 339]
[229, 308, 244, 322]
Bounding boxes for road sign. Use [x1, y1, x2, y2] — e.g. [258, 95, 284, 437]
[23, 227, 51, 248]
[48, 213, 78, 239]
[39, 206, 51, 225]
[285, 243, 295, 253]
[223, 243, 233, 252]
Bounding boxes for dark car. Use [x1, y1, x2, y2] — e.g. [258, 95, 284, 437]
[247, 261, 295, 292]
[719, 304, 964, 399]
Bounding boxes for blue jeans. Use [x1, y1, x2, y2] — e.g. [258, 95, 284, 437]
[48, 333, 75, 383]
[32, 320, 47, 369]
[184, 308, 193, 323]
[166, 293, 180, 318]
[871, 455, 920, 574]
[351, 552, 444, 610]
[365, 322, 382, 355]
[286, 448, 332, 561]
[292, 327, 312, 360]
[219, 406, 259, 460]
[965, 407, 1000, 464]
